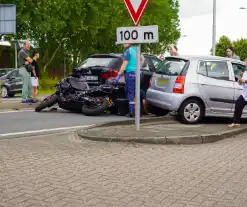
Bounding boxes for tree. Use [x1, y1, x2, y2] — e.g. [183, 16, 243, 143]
[215, 36, 232, 57]
[215, 35, 247, 61]
[233, 38, 247, 61]
[2, 0, 180, 75]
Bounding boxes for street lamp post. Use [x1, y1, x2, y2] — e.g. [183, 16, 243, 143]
[12, 40, 19, 69]
[212, 0, 216, 56]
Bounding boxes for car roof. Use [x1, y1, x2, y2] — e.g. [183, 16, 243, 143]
[90, 54, 121, 58]
[166, 55, 245, 64]
[90, 53, 159, 59]
[142, 53, 159, 58]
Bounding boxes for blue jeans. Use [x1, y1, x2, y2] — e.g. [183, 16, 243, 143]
[125, 72, 143, 116]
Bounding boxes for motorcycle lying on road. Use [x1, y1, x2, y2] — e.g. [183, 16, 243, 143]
[35, 76, 110, 115]
[81, 80, 129, 116]
[35, 74, 131, 116]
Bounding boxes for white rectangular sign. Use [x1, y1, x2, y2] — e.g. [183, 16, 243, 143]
[0, 4, 16, 34]
[116, 25, 158, 44]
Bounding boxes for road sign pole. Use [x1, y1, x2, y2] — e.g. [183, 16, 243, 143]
[135, 43, 141, 131]
[121, 0, 152, 131]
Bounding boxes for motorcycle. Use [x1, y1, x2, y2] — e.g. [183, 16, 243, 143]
[35, 75, 109, 115]
[81, 79, 129, 116]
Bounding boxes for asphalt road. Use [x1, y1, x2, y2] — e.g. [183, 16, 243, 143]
[0, 109, 130, 134]
[2, 95, 46, 102]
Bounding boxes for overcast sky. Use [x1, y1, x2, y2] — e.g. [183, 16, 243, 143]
[176, 0, 247, 55]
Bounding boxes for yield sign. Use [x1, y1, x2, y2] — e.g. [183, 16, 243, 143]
[124, 0, 150, 25]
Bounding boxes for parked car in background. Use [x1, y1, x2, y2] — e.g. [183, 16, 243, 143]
[0, 68, 14, 77]
[0, 69, 22, 98]
[74, 53, 162, 91]
[147, 55, 246, 124]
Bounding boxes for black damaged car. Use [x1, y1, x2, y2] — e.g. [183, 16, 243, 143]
[74, 53, 162, 92]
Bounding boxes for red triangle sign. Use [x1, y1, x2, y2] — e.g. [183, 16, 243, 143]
[124, 0, 150, 25]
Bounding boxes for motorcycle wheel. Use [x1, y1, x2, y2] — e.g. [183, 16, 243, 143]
[35, 94, 58, 112]
[82, 97, 109, 116]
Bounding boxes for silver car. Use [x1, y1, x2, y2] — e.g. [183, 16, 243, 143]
[146, 55, 246, 124]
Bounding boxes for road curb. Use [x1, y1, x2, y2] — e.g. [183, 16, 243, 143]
[77, 120, 247, 145]
[89, 116, 176, 128]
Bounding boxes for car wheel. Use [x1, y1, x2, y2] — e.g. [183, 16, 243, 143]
[148, 105, 169, 116]
[178, 99, 204, 124]
[1, 86, 8, 98]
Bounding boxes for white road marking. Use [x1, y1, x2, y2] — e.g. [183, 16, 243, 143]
[0, 125, 92, 138]
[0, 109, 34, 114]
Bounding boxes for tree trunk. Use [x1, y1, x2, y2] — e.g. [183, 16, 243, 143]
[43, 43, 62, 73]
[72, 49, 80, 67]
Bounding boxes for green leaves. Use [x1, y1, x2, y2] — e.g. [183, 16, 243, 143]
[233, 38, 247, 61]
[215, 36, 232, 57]
[216, 36, 247, 61]
[3, 0, 180, 71]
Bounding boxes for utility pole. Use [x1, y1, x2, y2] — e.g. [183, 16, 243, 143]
[212, 0, 216, 56]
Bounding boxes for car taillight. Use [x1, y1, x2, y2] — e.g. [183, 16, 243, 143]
[173, 75, 185, 94]
[100, 69, 118, 79]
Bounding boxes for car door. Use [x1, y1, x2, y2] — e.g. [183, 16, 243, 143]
[7, 70, 21, 92]
[15, 70, 23, 92]
[141, 57, 153, 91]
[197, 60, 235, 114]
[231, 63, 247, 114]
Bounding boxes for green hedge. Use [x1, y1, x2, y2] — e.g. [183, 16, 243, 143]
[39, 78, 58, 90]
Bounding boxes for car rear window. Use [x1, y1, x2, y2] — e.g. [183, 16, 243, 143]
[77, 57, 116, 69]
[107, 58, 123, 70]
[156, 58, 188, 76]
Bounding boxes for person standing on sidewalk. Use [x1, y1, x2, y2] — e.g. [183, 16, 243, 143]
[115, 43, 138, 117]
[31, 51, 40, 100]
[169, 44, 179, 56]
[229, 58, 247, 128]
[226, 46, 240, 60]
[18, 40, 37, 103]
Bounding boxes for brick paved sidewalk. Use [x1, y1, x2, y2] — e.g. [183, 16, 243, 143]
[1, 131, 247, 207]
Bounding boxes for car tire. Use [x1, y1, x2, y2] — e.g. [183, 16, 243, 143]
[35, 94, 58, 112]
[82, 98, 109, 116]
[1, 86, 8, 98]
[178, 99, 204, 124]
[148, 105, 169, 116]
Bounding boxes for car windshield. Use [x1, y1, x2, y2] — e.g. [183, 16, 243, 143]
[77, 58, 115, 69]
[156, 59, 186, 76]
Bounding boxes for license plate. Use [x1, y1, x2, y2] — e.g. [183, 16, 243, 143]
[157, 78, 168, 86]
[85, 76, 98, 81]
